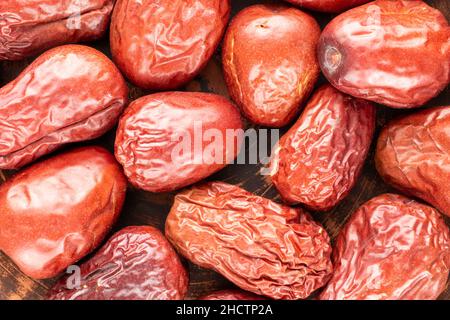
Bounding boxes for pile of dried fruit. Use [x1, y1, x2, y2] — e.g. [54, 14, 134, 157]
[0, 0, 449, 300]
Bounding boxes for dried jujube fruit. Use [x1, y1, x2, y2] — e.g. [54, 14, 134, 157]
[110, 0, 230, 90]
[283, 0, 371, 13]
[0, 44, 128, 169]
[0, 0, 114, 60]
[0, 147, 127, 279]
[318, 0, 450, 108]
[200, 290, 264, 300]
[320, 194, 450, 300]
[165, 181, 333, 300]
[48, 226, 189, 300]
[376, 106, 450, 218]
[114, 92, 243, 193]
[222, 4, 320, 127]
[270, 84, 376, 211]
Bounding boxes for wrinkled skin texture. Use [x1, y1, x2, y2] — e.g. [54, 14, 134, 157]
[165, 182, 333, 300]
[0, 147, 127, 279]
[110, 0, 230, 90]
[320, 194, 450, 300]
[283, 0, 371, 13]
[318, 0, 450, 108]
[0, 0, 114, 60]
[270, 85, 375, 211]
[115, 92, 243, 193]
[222, 4, 320, 127]
[200, 289, 264, 300]
[376, 106, 450, 218]
[0, 44, 128, 170]
[48, 226, 188, 300]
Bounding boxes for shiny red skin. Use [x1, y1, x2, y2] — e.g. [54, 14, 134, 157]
[0, 0, 114, 61]
[0, 147, 127, 279]
[114, 92, 243, 193]
[110, 0, 230, 90]
[320, 194, 450, 300]
[0, 45, 128, 170]
[283, 0, 371, 13]
[200, 289, 264, 300]
[48, 226, 189, 300]
[376, 106, 450, 218]
[270, 84, 376, 211]
[165, 181, 333, 300]
[318, 0, 450, 108]
[222, 4, 320, 127]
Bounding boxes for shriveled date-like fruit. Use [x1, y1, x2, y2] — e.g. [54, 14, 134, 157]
[48, 226, 189, 300]
[270, 84, 375, 211]
[0, 0, 114, 60]
[222, 4, 320, 127]
[115, 92, 243, 193]
[0, 45, 128, 169]
[376, 106, 450, 218]
[110, 0, 230, 90]
[200, 290, 264, 300]
[318, 0, 450, 108]
[0, 147, 127, 279]
[283, 0, 371, 13]
[165, 182, 333, 300]
[320, 194, 450, 300]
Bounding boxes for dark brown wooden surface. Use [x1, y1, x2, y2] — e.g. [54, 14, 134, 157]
[0, 0, 449, 300]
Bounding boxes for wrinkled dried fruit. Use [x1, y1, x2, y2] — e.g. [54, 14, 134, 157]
[0, 0, 114, 60]
[0, 45, 128, 169]
[376, 106, 450, 218]
[165, 181, 333, 300]
[200, 289, 264, 300]
[115, 92, 243, 193]
[270, 84, 375, 211]
[0, 147, 127, 279]
[318, 0, 450, 108]
[222, 4, 320, 127]
[110, 0, 230, 90]
[320, 194, 450, 300]
[283, 0, 371, 13]
[48, 226, 189, 300]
